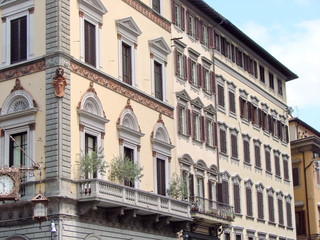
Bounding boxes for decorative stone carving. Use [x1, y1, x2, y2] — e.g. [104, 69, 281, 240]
[52, 67, 67, 97]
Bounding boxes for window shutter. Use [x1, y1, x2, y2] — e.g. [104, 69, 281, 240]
[188, 57, 192, 83]
[186, 11, 190, 34]
[84, 20, 96, 67]
[247, 101, 252, 121]
[210, 71, 216, 94]
[195, 17, 200, 40]
[181, 6, 185, 31]
[280, 123, 284, 141]
[177, 105, 181, 134]
[213, 122, 218, 147]
[191, 111, 195, 139]
[285, 125, 289, 143]
[187, 109, 191, 137]
[204, 118, 208, 144]
[200, 116, 205, 142]
[246, 188, 252, 216]
[255, 145, 261, 167]
[292, 168, 299, 186]
[269, 115, 273, 135]
[171, 0, 176, 24]
[199, 20, 203, 43]
[174, 49, 178, 76]
[222, 181, 229, 205]
[208, 181, 212, 200]
[216, 182, 223, 203]
[257, 192, 264, 219]
[197, 63, 202, 88]
[258, 109, 262, 128]
[286, 201, 292, 227]
[234, 183, 240, 213]
[208, 27, 214, 48]
[189, 174, 194, 197]
[11, 16, 27, 64]
[183, 55, 188, 80]
[277, 120, 281, 138]
[239, 97, 244, 118]
[268, 195, 274, 222]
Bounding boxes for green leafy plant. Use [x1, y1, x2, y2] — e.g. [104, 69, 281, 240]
[109, 156, 143, 184]
[79, 148, 108, 178]
[167, 173, 188, 201]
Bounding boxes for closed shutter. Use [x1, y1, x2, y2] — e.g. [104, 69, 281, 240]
[283, 159, 289, 180]
[222, 180, 229, 205]
[218, 85, 225, 107]
[285, 125, 289, 143]
[269, 115, 273, 134]
[157, 158, 166, 196]
[257, 191, 264, 219]
[183, 55, 188, 80]
[244, 140, 250, 163]
[213, 122, 218, 147]
[188, 58, 192, 83]
[197, 64, 202, 88]
[247, 102, 252, 121]
[246, 188, 252, 216]
[84, 20, 96, 67]
[216, 182, 223, 203]
[292, 168, 299, 186]
[171, 0, 176, 24]
[275, 156, 280, 177]
[233, 183, 240, 213]
[286, 201, 292, 227]
[229, 91, 235, 113]
[278, 198, 284, 225]
[266, 150, 271, 172]
[208, 27, 214, 48]
[199, 20, 203, 43]
[200, 116, 205, 142]
[187, 109, 191, 136]
[231, 134, 238, 158]
[186, 11, 190, 34]
[189, 174, 194, 197]
[255, 145, 261, 168]
[181, 6, 185, 31]
[177, 105, 181, 134]
[210, 71, 216, 94]
[11, 16, 27, 64]
[268, 195, 274, 222]
[208, 181, 212, 200]
[174, 49, 178, 76]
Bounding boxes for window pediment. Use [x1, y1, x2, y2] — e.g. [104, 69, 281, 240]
[204, 104, 215, 115]
[79, 0, 107, 19]
[116, 17, 142, 42]
[149, 37, 171, 61]
[191, 97, 204, 109]
[151, 121, 174, 157]
[176, 89, 191, 102]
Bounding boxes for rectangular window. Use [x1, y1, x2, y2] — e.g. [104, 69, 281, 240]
[268, 195, 275, 222]
[9, 132, 27, 167]
[157, 158, 166, 196]
[265, 150, 271, 172]
[233, 183, 241, 214]
[204, 68, 211, 93]
[283, 159, 289, 181]
[293, 167, 299, 186]
[122, 42, 132, 85]
[152, 0, 160, 13]
[231, 134, 238, 158]
[239, 98, 247, 119]
[259, 65, 265, 83]
[173, 3, 185, 30]
[206, 119, 213, 147]
[84, 20, 96, 67]
[85, 133, 97, 178]
[124, 146, 135, 187]
[187, 14, 196, 38]
[220, 128, 227, 154]
[229, 91, 236, 114]
[278, 198, 284, 225]
[190, 60, 197, 86]
[154, 61, 163, 100]
[269, 72, 274, 89]
[246, 187, 253, 217]
[275, 155, 281, 177]
[277, 79, 283, 96]
[295, 210, 306, 235]
[255, 145, 261, 168]
[215, 32, 221, 52]
[11, 16, 27, 64]
[218, 85, 225, 108]
[286, 201, 292, 228]
[192, 112, 201, 141]
[257, 191, 264, 219]
[243, 139, 250, 164]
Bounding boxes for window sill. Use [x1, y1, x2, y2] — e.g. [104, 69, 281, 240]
[278, 224, 285, 228]
[218, 105, 226, 114]
[268, 221, 276, 226]
[229, 111, 237, 119]
[176, 75, 187, 83]
[192, 139, 203, 146]
[255, 166, 262, 171]
[190, 84, 200, 92]
[253, 124, 260, 131]
[257, 218, 265, 223]
[263, 130, 270, 137]
[206, 144, 216, 150]
[246, 215, 254, 220]
[244, 161, 252, 167]
[234, 213, 243, 217]
[275, 175, 282, 180]
[265, 171, 273, 177]
[219, 152, 229, 158]
[286, 226, 294, 231]
[241, 118, 250, 125]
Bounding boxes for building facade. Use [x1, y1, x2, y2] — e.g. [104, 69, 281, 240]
[0, 0, 297, 240]
[289, 118, 320, 240]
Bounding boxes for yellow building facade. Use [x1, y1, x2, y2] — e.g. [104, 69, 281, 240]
[0, 0, 297, 240]
[289, 118, 320, 240]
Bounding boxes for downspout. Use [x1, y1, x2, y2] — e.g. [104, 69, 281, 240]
[302, 151, 311, 237]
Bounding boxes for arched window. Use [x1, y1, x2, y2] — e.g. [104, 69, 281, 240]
[151, 115, 174, 196]
[77, 82, 109, 179]
[6, 236, 30, 240]
[117, 99, 144, 188]
[0, 80, 37, 184]
[84, 234, 102, 240]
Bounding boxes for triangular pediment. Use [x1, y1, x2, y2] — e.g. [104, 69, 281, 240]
[176, 89, 191, 102]
[116, 17, 142, 37]
[204, 104, 216, 115]
[79, 0, 107, 16]
[191, 97, 204, 109]
[149, 37, 171, 56]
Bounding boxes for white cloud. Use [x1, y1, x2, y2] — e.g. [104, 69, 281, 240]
[241, 20, 320, 109]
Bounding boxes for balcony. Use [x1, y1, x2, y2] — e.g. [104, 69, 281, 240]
[77, 179, 192, 222]
[189, 196, 234, 224]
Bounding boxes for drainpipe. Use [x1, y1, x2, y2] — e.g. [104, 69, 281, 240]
[302, 151, 311, 238]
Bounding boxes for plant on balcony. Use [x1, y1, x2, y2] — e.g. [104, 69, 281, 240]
[167, 173, 188, 201]
[79, 148, 108, 179]
[108, 156, 143, 184]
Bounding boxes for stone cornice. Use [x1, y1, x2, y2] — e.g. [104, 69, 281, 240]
[70, 61, 174, 118]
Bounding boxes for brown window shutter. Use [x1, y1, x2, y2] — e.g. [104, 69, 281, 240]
[84, 20, 96, 67]
[222, 181, 229, 205]
[189, 174, 194, 197]
[234, 184, 240, 213]
[246, 188, 252, 216]
[181, 6, 185, 31]
[285, 125, 289, 143]
[213, 122, 218, 147]
[188, 57, 192, 83]
[197, 63, 202, 88]
[208, 27, 213, 48]
[171, 0, 176, 24]
[216, 182, 223, 203]
[187, 109, 191, 137]
[239, 97, 244, 118]
[208, 181, 212, 200]
[177, 105, 181, 134]
[284, 159, 289, 180]
[174, 49, 178, 76]
[210, 71, 216, 94]
[11, 16, 27, 64]
[195, 17, 200, 40]
[183, 55, 188, 80]
[292, 168, 299, 186]
[247, 101, 252, 121]
[277, 120, 281, 138]
[186, 11, 190, 34]
[255, 145, 261, 168]
[200, 116, 205, 142]
[258, 109, 262, 128]
[286, 201, 292, 227]
[199, 20, 204, 43]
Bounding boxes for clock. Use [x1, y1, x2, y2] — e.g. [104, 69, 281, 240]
[0, 168, 20, 201]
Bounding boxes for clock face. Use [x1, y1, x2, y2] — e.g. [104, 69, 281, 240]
[0, 175, 15, 195]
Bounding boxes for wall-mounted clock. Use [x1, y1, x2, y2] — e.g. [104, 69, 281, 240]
[0, 168, 20, 201]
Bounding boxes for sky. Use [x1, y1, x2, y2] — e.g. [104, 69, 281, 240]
[204, 0, 320, 132]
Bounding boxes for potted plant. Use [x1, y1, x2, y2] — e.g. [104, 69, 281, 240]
[109, 156, 143, 185]
[79, 148, 108, 179]
[167, 173, 188, 201]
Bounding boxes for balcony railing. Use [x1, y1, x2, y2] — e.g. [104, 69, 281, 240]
[189, 196, 234, 221]
[77, 179, 191, 220]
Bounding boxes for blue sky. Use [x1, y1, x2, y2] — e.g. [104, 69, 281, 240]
[204, 0, 320, 132]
